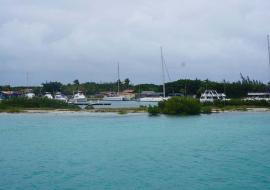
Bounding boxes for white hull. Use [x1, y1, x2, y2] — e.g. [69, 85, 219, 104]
[69, 91, 88, 105]
[44, 94, 53, 99]
[69, 98, 88, 105]
[139, 97, 169, 102]
[54, 93, 68, 102]
[103, 96, 125, 101]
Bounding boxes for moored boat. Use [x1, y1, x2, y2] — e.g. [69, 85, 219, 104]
[54, 92, 68, 102]
[44, 92, 53, 99]
[69, 91, 88, 105]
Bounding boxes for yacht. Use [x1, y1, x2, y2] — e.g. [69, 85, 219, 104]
[139, 97, 169, 102]
[54, 92, 68, 102]
[200, 90, 227, 103]
[102, 63, 126, 101]
[25, 92, 35, 99]
[69, 91, 88, 105]
[139, 47, 170, 102]
[44, 92, 53, 99]
[103, 96, 126, 101]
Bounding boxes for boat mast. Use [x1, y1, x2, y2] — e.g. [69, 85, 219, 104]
[117, 62, 120, 95]
[160, 47, 166, 98]
[26, 72, 29, 87]
[268, 35, 270, 87]
[268, 35, 270, 66]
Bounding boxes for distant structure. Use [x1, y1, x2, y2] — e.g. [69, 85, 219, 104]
[200, 90, 228, 103]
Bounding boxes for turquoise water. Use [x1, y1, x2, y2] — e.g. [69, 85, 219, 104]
[0, 112, 270, 190]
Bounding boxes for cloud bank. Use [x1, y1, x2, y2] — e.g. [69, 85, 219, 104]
[0, 0, 270, 85]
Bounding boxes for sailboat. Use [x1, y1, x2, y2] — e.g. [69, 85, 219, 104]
[103, 63, 126, 101]
[139, 47, 170, 102]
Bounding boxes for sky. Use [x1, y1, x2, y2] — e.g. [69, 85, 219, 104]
[0, 0, 270, 86]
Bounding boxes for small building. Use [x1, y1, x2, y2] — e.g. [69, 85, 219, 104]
[244, 92, 270, 101]
[200, 90, 228, 103]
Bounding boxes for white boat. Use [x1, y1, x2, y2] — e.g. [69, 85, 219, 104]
[103, 96, 125, 101]
[44, 92, 53, 99]
[69, 91, 88, 105]
[139, 97, 168, 102]
[25, 92, 35, 99]
[139, 47, 170, 102]
[54, 92, 68, 102]
[200, 90, 228, 103]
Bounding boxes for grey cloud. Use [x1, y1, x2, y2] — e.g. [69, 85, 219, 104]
[0, 0, 270, 85]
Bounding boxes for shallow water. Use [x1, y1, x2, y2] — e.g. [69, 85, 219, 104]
[0, 112, 270, 190]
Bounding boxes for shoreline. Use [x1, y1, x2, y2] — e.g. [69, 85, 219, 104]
[0, 107, 270, 114]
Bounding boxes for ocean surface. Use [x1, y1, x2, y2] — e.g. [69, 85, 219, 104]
[0, 112, 270, 190]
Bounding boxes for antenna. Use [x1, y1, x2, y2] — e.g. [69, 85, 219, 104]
[160, 47, 166, 98]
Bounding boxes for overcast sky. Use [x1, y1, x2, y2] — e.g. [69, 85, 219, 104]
[1, 0, 270, 86]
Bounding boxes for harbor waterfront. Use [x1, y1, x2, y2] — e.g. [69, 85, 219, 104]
[0, 112, 270, 190]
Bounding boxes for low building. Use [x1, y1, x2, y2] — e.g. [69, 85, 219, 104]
[244, 92, 270, 101]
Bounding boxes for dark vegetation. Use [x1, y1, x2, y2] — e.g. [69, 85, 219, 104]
[148, 97, 201, 116]
[1, 74, 269, 98]
[0, 97, 80, 112]
[147, 98, 270, 116]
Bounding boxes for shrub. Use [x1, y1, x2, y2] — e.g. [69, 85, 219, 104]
[118, 110, 128, 115]
[201, 106, 212, 114]
[148, 105, 160, 116]
[213, 99, 270, 107]
[0, 97, 79, 110]
[157, 97, 201, 116]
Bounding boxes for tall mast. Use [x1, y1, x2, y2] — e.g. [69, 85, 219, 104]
[160, 47, 166, 98]
[268, 35, 270, 66]
[26, 72, 29, 87]
[117, 62, 120, 95]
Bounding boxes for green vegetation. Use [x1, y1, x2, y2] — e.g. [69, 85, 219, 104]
[147, 105, 160, 116]
[148, 97, 270, 116]
[201, 99, 270, 112]
[0, 97, 80, 112]
[207, 99, 270, 108]
[2, 74, 268, 99]
[118, 110, 128, 115]
[201, 106, 212, 114]
[148, 97, 201, 116]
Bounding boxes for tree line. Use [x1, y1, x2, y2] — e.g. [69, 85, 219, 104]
[1, 75, 269, 98]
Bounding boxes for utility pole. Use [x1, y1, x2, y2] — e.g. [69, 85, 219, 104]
[160, 47, 166, 98]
